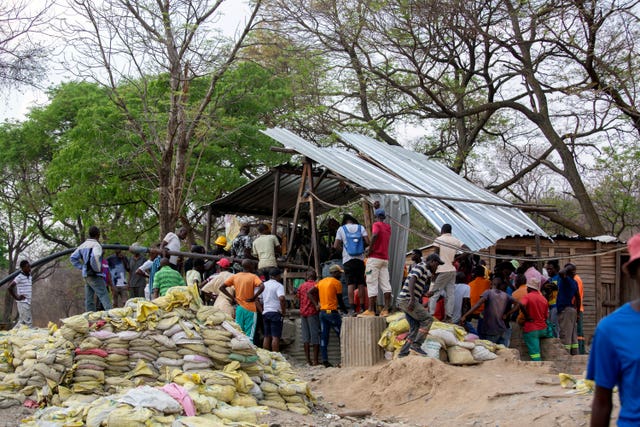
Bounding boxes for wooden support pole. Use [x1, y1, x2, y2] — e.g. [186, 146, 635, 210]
[272, 168, 281, 236]
[286, 161, 308, 260]
[204, 205, 213, 251]
[307, 163, 320, 274]
[362, 199, 373, 236]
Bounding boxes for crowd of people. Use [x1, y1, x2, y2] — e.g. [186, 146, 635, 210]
[6, 215, 640, 425]
[53, 212, 585, 365]
[64, 224, 287, 355]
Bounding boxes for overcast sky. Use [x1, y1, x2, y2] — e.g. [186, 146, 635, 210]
[0, 0, 251, 121]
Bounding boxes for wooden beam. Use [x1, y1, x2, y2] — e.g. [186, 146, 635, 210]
[204, 205, 213, 251]
[271, 168, 281, 236]
[306, 164, 321, 274]
[269, 146, 298, 154]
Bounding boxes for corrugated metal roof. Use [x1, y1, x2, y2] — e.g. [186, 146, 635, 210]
[208, 164, 359, 218]
[260, 128, 546, 250]
[336, 132, 546, 249]
[261, 128, 419, 195]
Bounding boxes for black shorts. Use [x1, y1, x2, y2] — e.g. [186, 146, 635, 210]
[263, 311, 284, 338]
[344, 258, 366, 286]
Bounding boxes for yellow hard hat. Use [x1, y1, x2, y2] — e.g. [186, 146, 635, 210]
[214, 236, 227, 246]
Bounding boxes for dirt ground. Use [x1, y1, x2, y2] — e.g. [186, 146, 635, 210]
[277, 350, 617, 427]
[0, 352, 616, 427]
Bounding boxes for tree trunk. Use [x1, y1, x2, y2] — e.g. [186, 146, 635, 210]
[504, 0, 606, 236]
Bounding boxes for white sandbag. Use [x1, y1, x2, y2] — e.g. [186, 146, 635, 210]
[118, 386, 182, 414]
[420, 339, 442, 359]
[230, 337, 253, 351]
[456, 340, 475, 350]
[428, 329, 458, 347]
[472, 345, 498, 361]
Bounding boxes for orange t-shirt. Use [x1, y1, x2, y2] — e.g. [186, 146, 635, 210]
[575, 274, 584, 312]
[469, 276, 491, 314]
[316, 277, 342, 311]
[512, 285, 528, 302]
[224, 272, 262, 312]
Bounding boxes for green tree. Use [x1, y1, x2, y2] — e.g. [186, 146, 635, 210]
[591, 145, 640, 238]
[63, 0, 263, 238]
[0, 61, 293, 248]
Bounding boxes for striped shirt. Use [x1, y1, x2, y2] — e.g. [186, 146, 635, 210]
[153, 265, 186, 296]
[14, 272, 32, 303]
[398, 262, 432, 301]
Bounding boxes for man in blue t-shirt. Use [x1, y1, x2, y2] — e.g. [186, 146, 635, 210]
[556, 263, 580, 355]
[588, 233, 640, 426]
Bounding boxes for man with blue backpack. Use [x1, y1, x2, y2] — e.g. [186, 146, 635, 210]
[333, 214, 370, 316]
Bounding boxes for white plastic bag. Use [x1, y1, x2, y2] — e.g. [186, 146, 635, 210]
[117, 386, 182, 414]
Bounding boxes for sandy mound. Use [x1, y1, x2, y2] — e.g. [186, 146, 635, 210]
[313, 354, 608, 427]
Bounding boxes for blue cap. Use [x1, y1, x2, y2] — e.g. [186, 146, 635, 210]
[374, 208, 386, 218]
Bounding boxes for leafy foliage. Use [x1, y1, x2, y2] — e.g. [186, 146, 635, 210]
[0, 62, 293, 251]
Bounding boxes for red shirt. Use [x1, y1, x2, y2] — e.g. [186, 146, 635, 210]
[297, 280, 319, 317]
[520, 291, 549, 333]
[369, 221, 391, 260]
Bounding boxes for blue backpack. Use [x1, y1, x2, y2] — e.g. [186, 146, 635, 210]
[342, 225, 364, 256]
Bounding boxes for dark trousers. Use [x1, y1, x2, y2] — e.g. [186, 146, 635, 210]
[320, 311, 342, 362]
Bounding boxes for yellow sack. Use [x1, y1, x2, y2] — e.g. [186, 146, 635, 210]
[388, 318, 410, 334]
[447, 345, 478, 365]
[431, 321, 467, 341]
[106, 405, 153, 427]
[231, 393, 258, 407]
[575, 379, 595, 395]
[71, 380, 103, 393]
[187, 390, 217, 413]
[260, 399, 287, 410]
[135, 301, 159, 323]
[196, 306, 218, 323]
[287, 403, 311, 415]
[85, 397, 116, 427]
[153, 296, 171, 310]
[61, 315, 89, 333]
[124, 360, 154, 379]
[172, 371, 202, 386]
[107, 307, 132, 318]
[213, 403, 268, 424]
[559, 373, 577, 389]
[48, 322, 59, 334]
[385, 311, 405, 324]
[377, 329, 397, 351]
[199, 384, 236, 403]
[164, 286, 192, 310]
[172, 414, 225, 427]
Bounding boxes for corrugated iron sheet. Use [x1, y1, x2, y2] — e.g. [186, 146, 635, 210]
[261, 128, 420, 195]
[337, 132, 547, 249]
[260, 128, 546, 251]
[340, 317, 387, 367]
[208, 165, 358, 218]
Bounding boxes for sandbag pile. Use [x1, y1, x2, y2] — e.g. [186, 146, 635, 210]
[0, 285, 315, 425]
[378, 312, 502, 364]
[0, 327, 74, 407]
